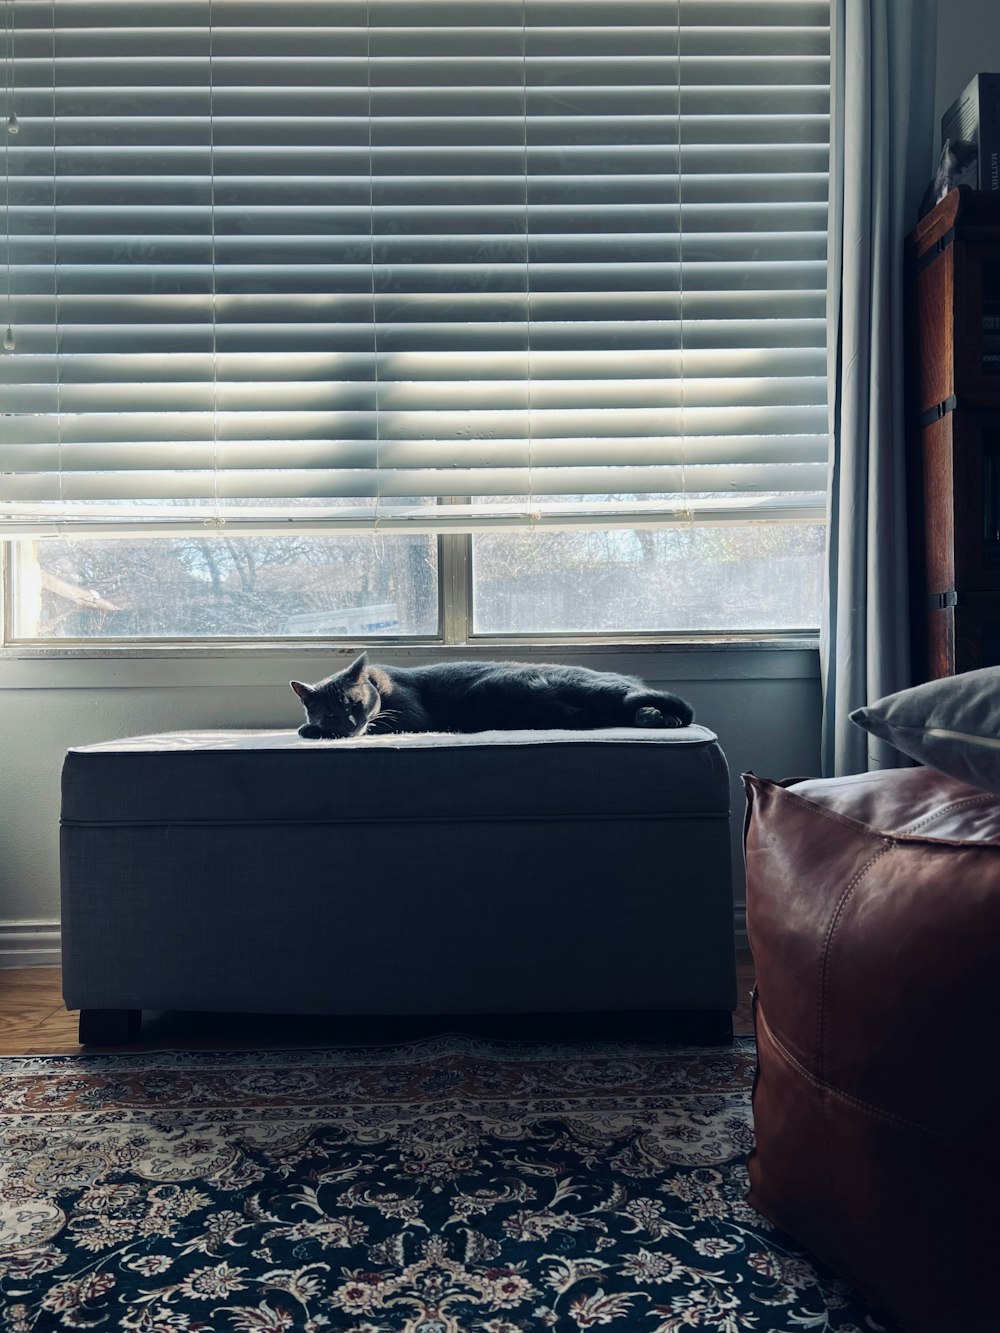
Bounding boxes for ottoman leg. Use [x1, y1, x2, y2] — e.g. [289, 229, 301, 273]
[625, 1009, 734, 1044]
[674, 1009, 734, 1045]
[78, 1009, 142, 1046]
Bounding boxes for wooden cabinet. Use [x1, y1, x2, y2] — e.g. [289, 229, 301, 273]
[906, 188, 1000, 679]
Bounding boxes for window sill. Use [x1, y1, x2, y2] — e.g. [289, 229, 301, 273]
[0, 635, 820, 689]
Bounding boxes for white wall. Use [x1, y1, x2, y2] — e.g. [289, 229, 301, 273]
[934, 0, 1000, 131]
[0, 643, 821, 966]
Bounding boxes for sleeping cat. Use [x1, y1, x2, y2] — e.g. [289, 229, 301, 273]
[291, 653, 695, 739]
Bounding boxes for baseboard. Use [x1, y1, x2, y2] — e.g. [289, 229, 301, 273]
[0, 921, 61, 968]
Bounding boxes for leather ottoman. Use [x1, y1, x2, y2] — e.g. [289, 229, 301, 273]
[743, 766, 1000, 1333]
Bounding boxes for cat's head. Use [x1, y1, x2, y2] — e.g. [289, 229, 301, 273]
[290, 652, 379, 739]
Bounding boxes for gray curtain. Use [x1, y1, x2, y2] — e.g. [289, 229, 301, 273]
[821, 0, 938, 776]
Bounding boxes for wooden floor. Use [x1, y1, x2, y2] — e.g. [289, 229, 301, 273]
[0, 952, 755, 1056]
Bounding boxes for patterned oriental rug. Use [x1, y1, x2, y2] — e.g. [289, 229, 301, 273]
[0, 1035, 902, 1333]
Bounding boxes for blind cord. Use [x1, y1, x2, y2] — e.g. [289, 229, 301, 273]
[208, 0, 220, 532]
[522, 0, 536, 525]
[677, 0, 690, 525]
[366, 0, 383, 551]
[4, 0, 16, 352]
[50, 0, 63, 527]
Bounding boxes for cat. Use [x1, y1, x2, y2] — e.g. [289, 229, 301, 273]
[290, 652, 695, 739]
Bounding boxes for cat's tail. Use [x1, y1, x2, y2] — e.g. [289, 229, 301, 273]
[627, 690, 694, 729]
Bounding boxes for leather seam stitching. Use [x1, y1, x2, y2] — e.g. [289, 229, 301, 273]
[756, 1003, 990, 1155]
[817, 839, 894, 1217]
[897, 791, 996, 834]
[816, 840, 893, 1078]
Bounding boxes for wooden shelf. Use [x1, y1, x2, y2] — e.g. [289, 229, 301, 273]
[906, 187, 1000, 678]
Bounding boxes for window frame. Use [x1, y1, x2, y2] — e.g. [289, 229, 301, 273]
[0, 529, 825, 650]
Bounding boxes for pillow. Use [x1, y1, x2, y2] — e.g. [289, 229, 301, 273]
[850, 668, 1000, 795]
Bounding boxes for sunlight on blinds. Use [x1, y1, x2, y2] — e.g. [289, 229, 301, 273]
[0, 0, 830, 537]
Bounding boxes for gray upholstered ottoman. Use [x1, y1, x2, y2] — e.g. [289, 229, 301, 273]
[60, 726, 736, 1043]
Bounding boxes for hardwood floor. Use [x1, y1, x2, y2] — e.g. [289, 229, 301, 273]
[0, 952, 756, 1056]
[0, 967, 80, 1055]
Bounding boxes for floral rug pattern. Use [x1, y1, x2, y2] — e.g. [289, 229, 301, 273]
[0, 1037, 900, 1332]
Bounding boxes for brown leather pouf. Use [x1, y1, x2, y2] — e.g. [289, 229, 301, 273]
[743, 766, 1000, 1333]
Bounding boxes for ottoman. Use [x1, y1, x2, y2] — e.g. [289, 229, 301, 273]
[61, 726, 737, 1043]
[743, 765, 1000, 1333]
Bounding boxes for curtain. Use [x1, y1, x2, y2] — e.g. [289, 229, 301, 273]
[821, 0, 938, 775]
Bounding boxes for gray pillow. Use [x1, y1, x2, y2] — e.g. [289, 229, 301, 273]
[850, 668, 1000, 794]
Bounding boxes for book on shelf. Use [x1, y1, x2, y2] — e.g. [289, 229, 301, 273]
[941, 72, 1000, 192]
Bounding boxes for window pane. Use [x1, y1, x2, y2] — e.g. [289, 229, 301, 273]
[12, 536, 438, 640]
[472, 525, 824, 634]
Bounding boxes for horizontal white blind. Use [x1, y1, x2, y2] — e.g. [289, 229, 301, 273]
[0, 0, 830, 537]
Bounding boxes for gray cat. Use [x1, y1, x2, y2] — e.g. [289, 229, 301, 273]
[919, 138, 978, 218]
[291, 653, 695, 739]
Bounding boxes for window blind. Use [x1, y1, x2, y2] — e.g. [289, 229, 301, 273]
[0, 0, 830, 537]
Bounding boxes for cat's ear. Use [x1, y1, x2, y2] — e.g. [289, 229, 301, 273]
[290, 680, 313, 703]
[345, 652, 368, 682]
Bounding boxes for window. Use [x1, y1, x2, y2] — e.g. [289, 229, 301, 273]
[0, 0, 830, 642]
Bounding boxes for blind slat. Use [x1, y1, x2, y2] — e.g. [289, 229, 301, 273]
[0, 432, 830, 472]
[0, 377, 830, 413]
[3, 463, 831, 502]
[0, 347, 829, 383]
[2, 320, 830, 356]
[0, 412, 832, 455]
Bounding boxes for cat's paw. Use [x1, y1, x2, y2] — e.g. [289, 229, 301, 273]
[635, 707, 687, 729]
[298, 723, 324, 740]
[635, 706, 666, 727]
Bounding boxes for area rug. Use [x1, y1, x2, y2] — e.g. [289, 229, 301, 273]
[0, 1035, 901, 1332]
